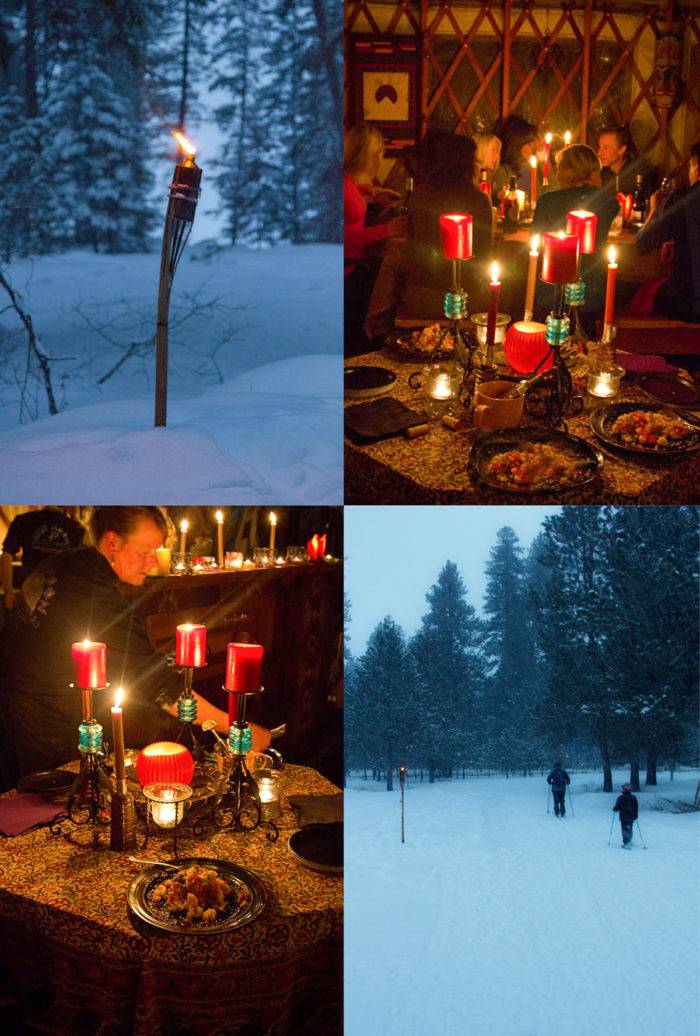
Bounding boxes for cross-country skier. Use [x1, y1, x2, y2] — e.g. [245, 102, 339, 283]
[613, 783, 638, 849]
[547, 762, 571, 817]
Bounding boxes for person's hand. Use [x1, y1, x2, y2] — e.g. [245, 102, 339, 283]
[386, 215, 408, 239]
[648, 190, 664, 217]
[248, 722, 272, 753]
[364, 185, 401, 206]
[3, 590, 15, 610]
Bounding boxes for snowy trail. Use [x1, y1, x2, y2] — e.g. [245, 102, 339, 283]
[346, 771, 700, 1036]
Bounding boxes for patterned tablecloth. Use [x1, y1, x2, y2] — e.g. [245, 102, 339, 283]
[345, 350, 700, 504]
[0, 764, 342, 1036]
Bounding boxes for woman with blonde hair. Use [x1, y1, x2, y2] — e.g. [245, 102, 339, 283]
[344, 124, 407, 352]
[531, 143, 619, 331]
[473, 132, 502, 185]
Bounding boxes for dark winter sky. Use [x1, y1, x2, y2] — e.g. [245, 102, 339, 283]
[345, 506, 561, 654]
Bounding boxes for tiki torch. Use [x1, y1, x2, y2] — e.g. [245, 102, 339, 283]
[155, 131, 203, 428]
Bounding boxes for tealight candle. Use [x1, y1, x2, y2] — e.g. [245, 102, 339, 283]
[587, 365, 624, 400]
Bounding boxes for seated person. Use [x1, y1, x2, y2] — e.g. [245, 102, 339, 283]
[344, 124, 407, 354]
[0, 507, 269, 787]
[1, 507, 84, 610]
[635, 141, 700, 322]
[491, 116, 538, 200]
[598, 125, 656, 199]
[399, 131, 493, 320]
[474, 132, 502, 190]
[531, 144, 619, 335]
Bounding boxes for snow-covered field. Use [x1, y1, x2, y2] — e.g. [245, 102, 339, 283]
[0, 245, 341, 502]
[345, 769, 700, 1036]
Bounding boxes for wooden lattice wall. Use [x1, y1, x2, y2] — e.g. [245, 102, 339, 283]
[346, 1, 700, 174]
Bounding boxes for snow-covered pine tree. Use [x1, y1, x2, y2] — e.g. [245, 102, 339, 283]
[43, 1, 155, 252]
[352, 617, 420, 790]
[483, 527, 540, 776]
[409, 561, 485, 780]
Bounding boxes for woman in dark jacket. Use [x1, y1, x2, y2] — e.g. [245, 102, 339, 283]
[0, 507, 265, 786]
[532, 144, 619, 335]
[613, 783, 639, 848]
[401, 131, 494, 319]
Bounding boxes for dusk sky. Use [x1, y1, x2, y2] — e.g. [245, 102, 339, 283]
[345, 506, 562, 654]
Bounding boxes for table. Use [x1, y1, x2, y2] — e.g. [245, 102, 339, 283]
[0, 764, 342, 1035]
[345, 350, 699, 504]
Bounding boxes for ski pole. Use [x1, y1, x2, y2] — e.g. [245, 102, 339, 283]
[399, 765, 406, 844]
[567, 785, 575, 817]
[608, 813, 615, 845]
[547, 786, 551, 814]
[635, 819, 646, 849]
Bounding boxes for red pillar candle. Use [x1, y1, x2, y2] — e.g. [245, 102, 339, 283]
[540, 232, 579, 284]
[225, 642, 264, 693]
[617, 192, 633, 222]
[439, 213, 473, 260]
[176, 623, 207, 667]
[604, 245, 618, 326]
[565, 210, 598, 255]
[529, 155, 538, 208]
[71, 640, 107, 688]
[543, 133, 552, 182]
[306, 533, 327, 561]
[486, 261, 501, 350]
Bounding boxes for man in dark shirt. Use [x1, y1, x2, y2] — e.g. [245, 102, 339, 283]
[598, 126, 656, 199]
[613, 783, 639, 849]
[1, 507, 84, 608]
[547, 762, 571, 817]
[636, 142, 700, 322]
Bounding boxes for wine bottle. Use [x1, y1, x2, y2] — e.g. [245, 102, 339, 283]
[631, 174, 646, 224]
[503, 175, 519, 231]
[479, 169, 491, 198]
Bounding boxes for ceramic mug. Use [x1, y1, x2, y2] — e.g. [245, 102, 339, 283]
[474, 380, 524, 432]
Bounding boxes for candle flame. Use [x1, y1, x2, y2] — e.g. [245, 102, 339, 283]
[82, 638, 92, 647]
[215, 510, 223, 523]
[608, 244, 617, 265]
[530, 155, 538, 168]
[490, 261, 500, 283]
[180, 518, 189, 533]
[172, 130, 196, 156]
[114, 687, 124, 709]
[564, 131, 572, 145]
[558, 230, 566, 239]
[545, 132, 552, 144]
[269, 511, 277, 526]
[530, 234, 540, 254]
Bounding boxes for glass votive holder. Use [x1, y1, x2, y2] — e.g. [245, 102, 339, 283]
[471, 312, 511, 366]
[286, 546, 305, 563]
[586, 364, 625, 404]
[253, 547, 273, 567]
[256, 770, 283, 821]
[409, 362, 463, 419]
[171, 552, 190, 575]
[224, 551, 244, 570]
[143, 782, 193, 829]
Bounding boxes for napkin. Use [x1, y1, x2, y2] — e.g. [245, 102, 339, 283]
[0, 793, 66, 837]
[287, 793, 343, 827]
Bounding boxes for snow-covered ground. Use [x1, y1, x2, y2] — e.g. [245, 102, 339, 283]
[345, 769, 700, 1036]
[0, 246, 341, 502]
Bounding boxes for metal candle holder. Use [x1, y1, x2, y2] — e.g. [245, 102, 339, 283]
[66, 683, 110, 832]
[177, 666, 205, 763]
[209, 687, 278, 841]
[443, 259, 475, 378]
[155, 138, 202, 428]
[523, 286, 577, 427]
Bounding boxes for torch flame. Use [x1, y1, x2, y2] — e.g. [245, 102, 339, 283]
[114, 687, 124, 709]
[172, 130, 196, 157]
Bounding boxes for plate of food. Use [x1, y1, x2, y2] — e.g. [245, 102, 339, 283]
[390, 323, 457, 360]
[127, 858, 267, 934]
[590, 403, 700, 456]
[469, 427, 603, 494]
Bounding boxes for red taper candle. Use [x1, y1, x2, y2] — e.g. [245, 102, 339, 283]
[176, 623, 207, 667]
[543, 133, 552, 182]
[529, 156, 538, 208]
[540, 232, 579, 284]
[307, 533, 327, 561]
[225, 642, 263, 693]
[439, 213, 473, 260]
[565, 210, 598, 255]
[71, 640, 107, 688]
[111, 687, 126, 787]
[486, 261, 501, 350]
[604, 245, 618, 326]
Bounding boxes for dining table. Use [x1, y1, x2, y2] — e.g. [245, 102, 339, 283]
[345, 348, 699, 505]
[0, 762, 342, 1036]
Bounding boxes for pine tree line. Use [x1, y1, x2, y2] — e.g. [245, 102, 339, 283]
[0, 0, 341, 258]
[345, 507, 699, 792]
